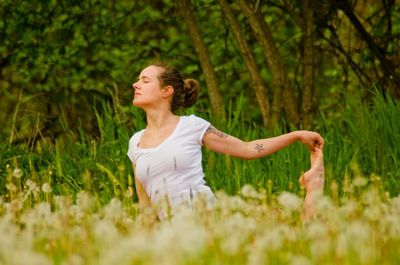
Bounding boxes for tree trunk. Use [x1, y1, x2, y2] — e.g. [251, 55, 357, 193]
[237, 0, 299, 127]
[300, 0, 316, 129]
[337, 0, 400, 99]
[217, 0, 270, 127]
[176, 0, 226, 118]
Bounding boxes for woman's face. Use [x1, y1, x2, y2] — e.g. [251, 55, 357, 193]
[132, 65, 164, 108]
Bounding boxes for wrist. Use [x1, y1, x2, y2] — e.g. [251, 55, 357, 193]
[293, 131, 301, 142]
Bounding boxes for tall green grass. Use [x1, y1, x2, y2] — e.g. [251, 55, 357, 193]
[1, 91, 399, 202]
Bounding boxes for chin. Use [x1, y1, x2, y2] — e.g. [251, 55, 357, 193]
[133, 100, 144, 108]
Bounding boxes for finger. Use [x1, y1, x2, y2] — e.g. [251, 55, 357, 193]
[319, 136, 325, 149]
[314, 135, 323, 148]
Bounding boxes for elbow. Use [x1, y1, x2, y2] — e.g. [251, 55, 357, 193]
[240, 149, 255, 160]
[242, 155, 257, 160]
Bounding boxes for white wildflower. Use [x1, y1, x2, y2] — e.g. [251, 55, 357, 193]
[339, 200, 359, 218]
[305, 222, 329, 240]
[390, 195, 400, 213]
[13, 168, 23, 178]
[247, 247, 266, 265]
[352, 176, 368, 187]
[254, 228, 283, 251]
[5, 183, 17, 192]
[149, 212, 207, 263]
[346, 221, 371, 250]
[241, 184, 260, 199]
[62, 254, 84, 265]
[41, 183, 52, 193]
[53, 195, 72, 209]
[76, 191, 95, 212]
[124, 187, 134, 198]
[4, 199, 23, 214]
[289, 254, 311, 265]
[11, 250, 52, 265]
[93, 219, 120, 245]
[363, 205, 381, 222]
[278, 192, 302, 212]
[26, 179, 39, 192]
[335, 233, 348, 258]
[309, 239, 331, 258]
[103, 198, 124, 220]
[381, 214, 400, 240]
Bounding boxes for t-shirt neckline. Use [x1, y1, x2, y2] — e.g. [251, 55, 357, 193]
[136, 116, 183, 151]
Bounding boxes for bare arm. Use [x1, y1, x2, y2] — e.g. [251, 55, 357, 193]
[202, 125, 324, 160]
[132, 163, 151, 209]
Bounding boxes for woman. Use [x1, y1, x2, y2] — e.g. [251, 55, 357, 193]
[127, 62, 325, 219]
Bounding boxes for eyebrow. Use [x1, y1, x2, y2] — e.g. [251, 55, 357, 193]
[138, 75, 151, 80]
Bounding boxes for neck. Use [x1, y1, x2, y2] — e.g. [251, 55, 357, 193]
[145, 108, 178, 130]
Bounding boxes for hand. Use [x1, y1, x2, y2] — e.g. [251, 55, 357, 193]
[297, 130, 324, 152]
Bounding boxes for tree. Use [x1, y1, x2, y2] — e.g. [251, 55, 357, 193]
[237, 0, 300, 127]
[300, 0, 316, 128]
[217, 0, 271, 127]
[336, 0, 400, 99]
[176, 0, 226, 118]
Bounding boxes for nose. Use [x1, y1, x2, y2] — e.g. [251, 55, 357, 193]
[132, 82, 139, 90]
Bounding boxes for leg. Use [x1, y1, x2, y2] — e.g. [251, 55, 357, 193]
[299, 147, 325, 220]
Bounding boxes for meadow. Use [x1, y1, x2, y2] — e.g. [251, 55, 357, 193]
[0, 92, 399, 264]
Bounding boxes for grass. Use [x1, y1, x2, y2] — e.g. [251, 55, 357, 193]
[0, 91, 399, 264]
[1, 91, 399, 201]
[0, 173, 399, 265]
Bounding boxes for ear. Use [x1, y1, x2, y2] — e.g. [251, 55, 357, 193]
[161, 85, 174, 98]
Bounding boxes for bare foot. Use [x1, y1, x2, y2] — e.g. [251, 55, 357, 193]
[299, 147, 325, 192]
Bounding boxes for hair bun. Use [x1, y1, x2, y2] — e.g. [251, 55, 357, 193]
[182, 78, 200, 108]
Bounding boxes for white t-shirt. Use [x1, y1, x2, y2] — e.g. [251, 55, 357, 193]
[127, 115, 215, 206]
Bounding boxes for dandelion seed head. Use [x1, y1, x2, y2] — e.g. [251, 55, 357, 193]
[289, 254, 311, 265]
[390, 195, 400, 213]
[310, 239, 330, 258]
[26, 179, 39, 192]
[53, 195, 72, 210]
[93, 219, 120, 245]
[152, 211, 208, 259]
[340, 200, 359, 218]
[5, 199, 23, 214]
[11, 250, 52, 265]
[6, 183, 17, 192]
[363, 205, 381, 222]
[125, 187, 134, 198]
[278, 192, 302, 212]
[62, 254, 84, 265]
[335, 233, 348, 258]
[347, 221, 370, 246]
[353, 176, 368, 187]
[381, 214, 400, 240]
[76, 191, 95, 212]
[103, 198, 125, 220]
[305, 222, 328, 240]
[13, 168, 23, 179]
[241, 184, 260, 199]
[41, 183, 52, 193]
[254, 228, 283, 251]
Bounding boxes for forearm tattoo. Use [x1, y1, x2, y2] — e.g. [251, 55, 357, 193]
[205, 125, 228, 138]
[255, 143, 265, 153]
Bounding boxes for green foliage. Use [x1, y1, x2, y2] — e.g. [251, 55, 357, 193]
[1, 92, 399, 201]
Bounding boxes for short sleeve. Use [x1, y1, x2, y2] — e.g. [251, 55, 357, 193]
[189, 115, 211, 145]
[127, 131, 143, 164]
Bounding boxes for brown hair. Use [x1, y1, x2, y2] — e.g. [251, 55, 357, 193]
[152, 62, 200, 113]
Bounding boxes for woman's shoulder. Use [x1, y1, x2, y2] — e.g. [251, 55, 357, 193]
[181, 114, 210, 124]
[181, 114, 210, 131]
[128, 129, 145, 145]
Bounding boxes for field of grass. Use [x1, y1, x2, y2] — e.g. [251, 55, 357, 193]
[0, 92, 399, 264]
